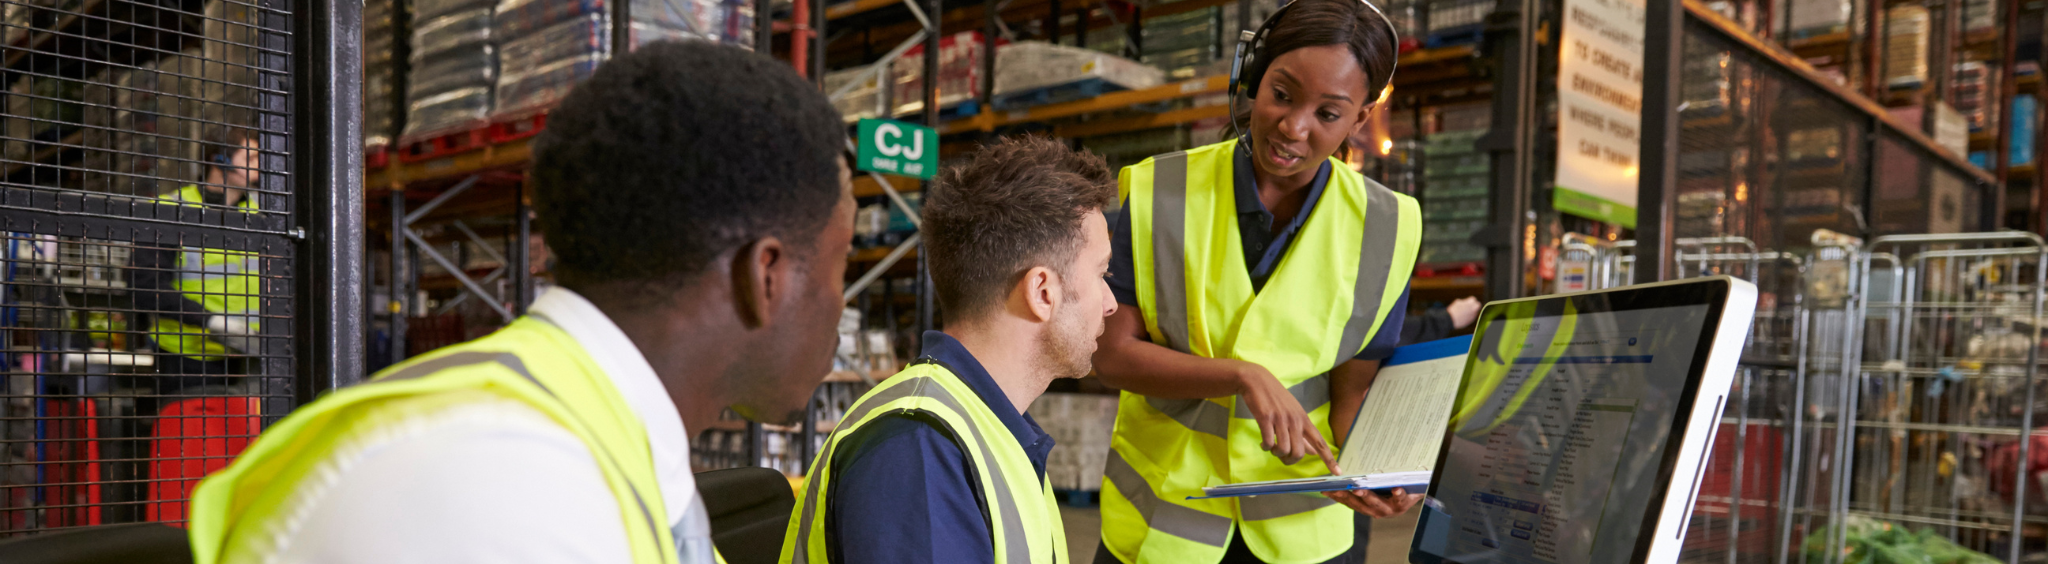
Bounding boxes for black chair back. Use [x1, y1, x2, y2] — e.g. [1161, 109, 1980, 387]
[697, 466, 798, 564]
[0, 523, 192, 564]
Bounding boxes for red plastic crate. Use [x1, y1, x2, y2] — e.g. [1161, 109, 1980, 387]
[488, 112, 549, 144]
[365, 144, 390, 170]
[147, 396, 261, 526]
[396, 127, 490, 163]
[1695, 422, 1783, 520]
[40, 399, 102, 529]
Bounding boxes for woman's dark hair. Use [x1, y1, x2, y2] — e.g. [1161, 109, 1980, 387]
[1229, 0, 1399, 141]
[1261, 0, 1398, 97]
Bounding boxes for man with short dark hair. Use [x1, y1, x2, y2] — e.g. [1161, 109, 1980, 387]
[781, 136, 1119, 564]
[188, 41, 854, 564]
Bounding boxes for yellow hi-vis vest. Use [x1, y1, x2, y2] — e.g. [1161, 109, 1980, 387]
[188, 315, 686, 564]
[151, 185, 260, 361]
[1102, 139, 1421, 564]
[780, 359, 1068, 564]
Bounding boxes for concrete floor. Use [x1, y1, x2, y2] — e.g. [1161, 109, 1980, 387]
[1060, 505, 1421, 564]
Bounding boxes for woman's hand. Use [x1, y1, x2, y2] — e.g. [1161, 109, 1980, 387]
[1233, 360, 1338, 472]
[1324, 488, 1423, 518]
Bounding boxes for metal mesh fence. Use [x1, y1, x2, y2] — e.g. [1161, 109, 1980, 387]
[1668, 6, 2017, 563]
[0, 0, 294, 534]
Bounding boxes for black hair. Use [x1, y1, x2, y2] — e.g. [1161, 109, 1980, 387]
[1261, 0, 1399, 97]
[530, 40, 846, 294]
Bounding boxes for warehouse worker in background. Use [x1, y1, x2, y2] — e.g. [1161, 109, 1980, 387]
[1400, 296, 1481, 346]
[128, 125, 264, 390]
[1090, 0, 1425, 562]
[187, 41, 854, 564]
[781, 136, 1119, 564]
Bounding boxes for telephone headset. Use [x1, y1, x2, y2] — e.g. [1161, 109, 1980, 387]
[1227, 0, 1401, 138]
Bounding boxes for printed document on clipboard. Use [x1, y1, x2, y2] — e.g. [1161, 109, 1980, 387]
[1194, 335, 1471, 500]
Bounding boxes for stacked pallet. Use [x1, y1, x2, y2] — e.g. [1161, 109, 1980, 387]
[366, 0, 407, 150]
[404, 0, 497, 141]
[1026, 393, 1119, 493]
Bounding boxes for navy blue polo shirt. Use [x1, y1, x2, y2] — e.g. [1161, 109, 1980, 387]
[1108, 144, 1410, 361]
[823, 331, 1055, 564]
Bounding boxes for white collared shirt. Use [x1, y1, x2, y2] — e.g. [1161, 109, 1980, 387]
[267, 287, 710, 564]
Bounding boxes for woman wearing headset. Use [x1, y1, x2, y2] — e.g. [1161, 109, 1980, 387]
[1091, 0, 1422, 562]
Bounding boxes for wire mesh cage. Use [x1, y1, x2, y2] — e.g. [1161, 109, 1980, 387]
[0, 0, 296, 534]
[1844, 233, 2048, 562]
[1652, 6, 2017, 561]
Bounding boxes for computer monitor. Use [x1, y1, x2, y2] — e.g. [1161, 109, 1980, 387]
[1410, 276, 1758, 564]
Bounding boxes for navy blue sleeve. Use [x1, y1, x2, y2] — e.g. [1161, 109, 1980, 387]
[1108, 201, 1139, 306]
[1353, 284, 1412, 361]
[826, 416, 993, 564]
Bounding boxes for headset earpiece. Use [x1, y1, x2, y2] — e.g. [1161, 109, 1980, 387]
[1230, 0, 1401, 102]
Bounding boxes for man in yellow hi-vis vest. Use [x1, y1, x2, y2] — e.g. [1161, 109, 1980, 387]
[782, 137, 1118, 564]
[1089, 0, 1425, 562]
[127, 125, 264, 390]
[187, 41, 854, 564]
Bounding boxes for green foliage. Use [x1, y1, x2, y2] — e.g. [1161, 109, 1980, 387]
[1801, 517, 2001, 564]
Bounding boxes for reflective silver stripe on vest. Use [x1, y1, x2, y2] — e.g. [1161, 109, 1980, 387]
[1236, 491, 1336, 521]
[1144, 396, 1229, 438]
[1102, 449, 1231, 547]
[791, 375, 1035, 564]
[1149, 151, 1192, 354]
[380, 350, 669, 558]
[1229, 374, 1331, 419]
[1334, 182, 1404, 360]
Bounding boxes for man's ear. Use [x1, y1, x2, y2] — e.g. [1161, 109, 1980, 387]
[1018, 265, 1059, 323]
[730, 237, 788, 329]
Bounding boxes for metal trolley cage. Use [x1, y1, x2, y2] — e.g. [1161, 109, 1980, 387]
[1839, 232, 2048, 562]
[1572, 235, 1819, 564]
[0, 0, 360, 535]
[1579, 232, 2048, 563]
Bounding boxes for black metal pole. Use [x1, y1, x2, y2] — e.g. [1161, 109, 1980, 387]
[1479, 0, 1535, 299]
[1635, 0, 1683, 284]
[1049, 0, 1062, 45]
[919, 0, 940, 336]
[514, 182, 532, 314]
[1077, 0, 1089, 48]
[983, 0, 997, 110]
[292, 0, 365, 399]
[613, 0, 632, 53]
[746, 421, 764, 467]
[390, 189, 407, 366]
[756, 0, 774, 53]
[811, 0, 827, 83]
[799, 388, 818, 473]
[1126, 4, 1142, 58]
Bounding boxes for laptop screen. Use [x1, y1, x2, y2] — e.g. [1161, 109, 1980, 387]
[1412, 280, 1733, 564]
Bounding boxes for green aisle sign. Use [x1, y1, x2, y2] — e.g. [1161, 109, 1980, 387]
[855, 118, 937, 179]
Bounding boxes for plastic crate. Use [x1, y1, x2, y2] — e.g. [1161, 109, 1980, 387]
[38, 399, 102, 529]
[145, 396, 261, 526]
[366, 144, 391, 170]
